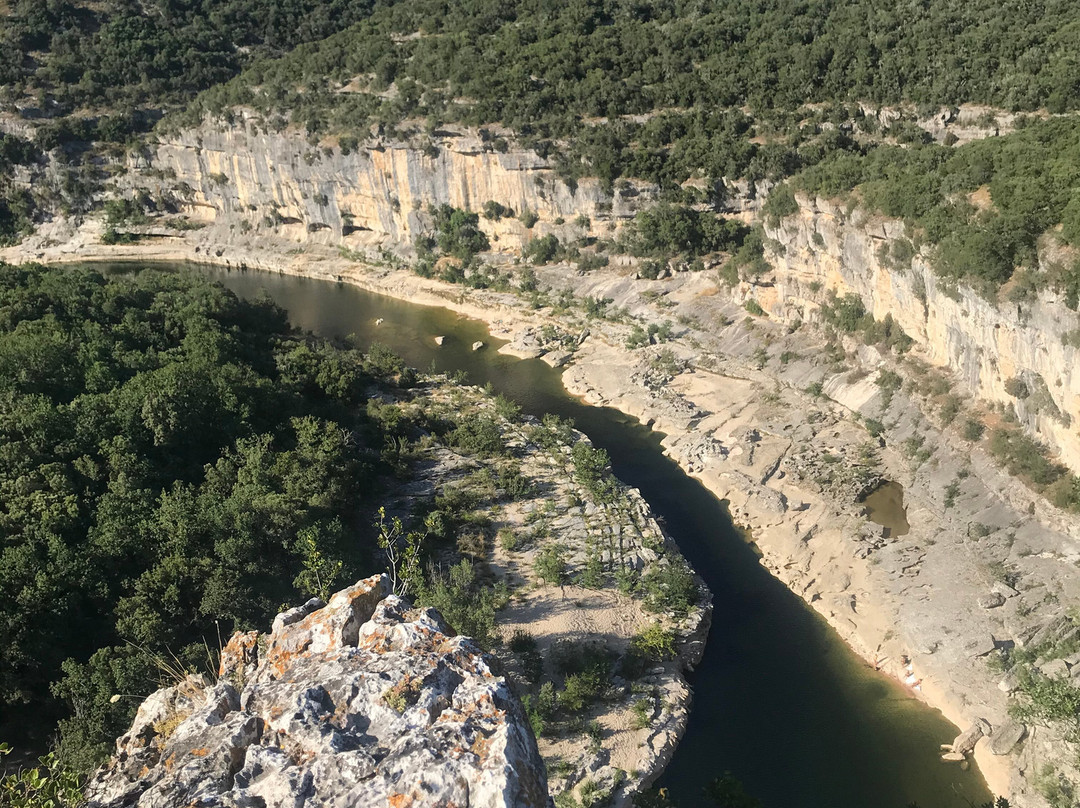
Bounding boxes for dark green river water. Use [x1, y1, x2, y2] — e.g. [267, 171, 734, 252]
[101, 263, 992, 808]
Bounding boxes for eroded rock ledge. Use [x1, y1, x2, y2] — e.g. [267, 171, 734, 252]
[85, 574, 549, 808]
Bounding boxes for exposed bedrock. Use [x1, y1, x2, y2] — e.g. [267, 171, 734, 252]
[85, 574, 549, 808]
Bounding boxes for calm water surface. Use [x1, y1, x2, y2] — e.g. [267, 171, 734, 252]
[864, 481, 912, 538]
[101, 263, 991, 808]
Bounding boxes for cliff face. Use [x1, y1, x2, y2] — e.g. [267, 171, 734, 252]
[762, 196, 1080, 471]
[137, 122, 1080, 474]
[85, 574, 549, 808]
[138, 120, 652, 251]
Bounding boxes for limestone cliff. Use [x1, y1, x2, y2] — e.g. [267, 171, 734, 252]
[761, 195, 1080, 472]
[133, 121, 1080, 480]
[84, 574, 550, 808]
[131, 118, 653, 252]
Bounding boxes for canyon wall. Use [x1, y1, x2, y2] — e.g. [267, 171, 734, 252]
[761, 196, 1080, 472]
[136, 118, 654, 252]
[124, 122, 1080, 471]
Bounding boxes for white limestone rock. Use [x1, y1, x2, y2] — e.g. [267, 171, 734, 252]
[85, 574, 549, 808]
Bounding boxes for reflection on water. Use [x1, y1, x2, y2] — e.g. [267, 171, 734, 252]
[863, 481, 911, 538]
[93, 262, 990, 808]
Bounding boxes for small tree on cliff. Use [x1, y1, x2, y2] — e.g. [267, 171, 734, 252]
[375, 507, 427, 596]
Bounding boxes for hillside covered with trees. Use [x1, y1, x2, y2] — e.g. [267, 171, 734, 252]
[0, 265, 414, 768]
[5, 0, 1080, 302]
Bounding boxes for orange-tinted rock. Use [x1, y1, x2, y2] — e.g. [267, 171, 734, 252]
[217, 630, 258, 681]
[85, 574, 548, 808]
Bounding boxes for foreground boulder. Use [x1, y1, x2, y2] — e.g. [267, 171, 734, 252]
[85, 574, 549, 808]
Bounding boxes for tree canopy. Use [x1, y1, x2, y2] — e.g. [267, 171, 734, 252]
[0, 265, 397, 769]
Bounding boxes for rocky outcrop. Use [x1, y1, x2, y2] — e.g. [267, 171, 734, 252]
[762, 195, 1080, 473]
[85, 574, 549, 808]
[128, 118, 655, 253]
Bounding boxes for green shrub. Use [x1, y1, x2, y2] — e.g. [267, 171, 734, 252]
[1005, 377, 1031, 399]
[963, 417, 986, 441]
[631, 622, 677, 661]
[524, 234, 562, 264]
[821, 292, 868, 332]
[427, 204, 490, 260]
[1033, 765, 1077, 808]
[499, 528, 522, 552]
[483, 200, 514, 220]
[626, 325, 650, 349]
[631, 697, 652, 729]
[560, 670, 604, 712]
[100, 226, 139, 245]
[627, 203, 749, 258]
[763, 184, 800, 226]
[988, 427, 1068, 489]
[528, 414, 577, 452]
[534, 546, 567, 584]
[571, 442, 617, 503]
[580, 551, 604, 589]
[448, 415, 507, 457]
[522, 681, 556, 736]
[876, 369, 903, 391]
[0, 745, 84, 808]
[416, 560, 500, 649]
[642, 560, 697, 616]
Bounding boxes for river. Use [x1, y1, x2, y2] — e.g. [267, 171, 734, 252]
[108, 263, 993, 808]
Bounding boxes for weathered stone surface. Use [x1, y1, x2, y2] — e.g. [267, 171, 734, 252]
[950, 718, 990, 756]
[990, 721, 1027, 756]
[86, 574, 548, 808]
[992, 581, 1020, 599]
[1040, 658, 1071, 680]
[998, 668, 1022, 693]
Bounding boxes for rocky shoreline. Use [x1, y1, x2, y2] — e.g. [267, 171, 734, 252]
[8, 223, 1080, 804]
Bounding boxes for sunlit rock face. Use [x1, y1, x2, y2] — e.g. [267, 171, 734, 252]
[762, 195, 1080, 472]
[85, 574, 550, 808]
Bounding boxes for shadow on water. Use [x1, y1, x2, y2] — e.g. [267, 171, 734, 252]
[97, 263, 992, 808]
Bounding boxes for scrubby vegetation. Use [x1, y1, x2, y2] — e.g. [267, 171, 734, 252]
[795, 117, 1080, 296]
[987, 426, 1080, 511]
[625, 204, 749, 259]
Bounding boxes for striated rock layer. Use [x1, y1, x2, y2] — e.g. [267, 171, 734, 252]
[85, 574, 549, 808]
[133, 120, 653, 252]
[761, 195, 1080, 473]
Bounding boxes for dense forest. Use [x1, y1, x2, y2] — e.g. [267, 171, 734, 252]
[0, 264, 414, 769]
[0, 0, 378, 115]
[177, 0, 1080, 133]
[7, 0, 1080, 129]
[3, 0, 1080, 285]
[5, 0, 1080, 301]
